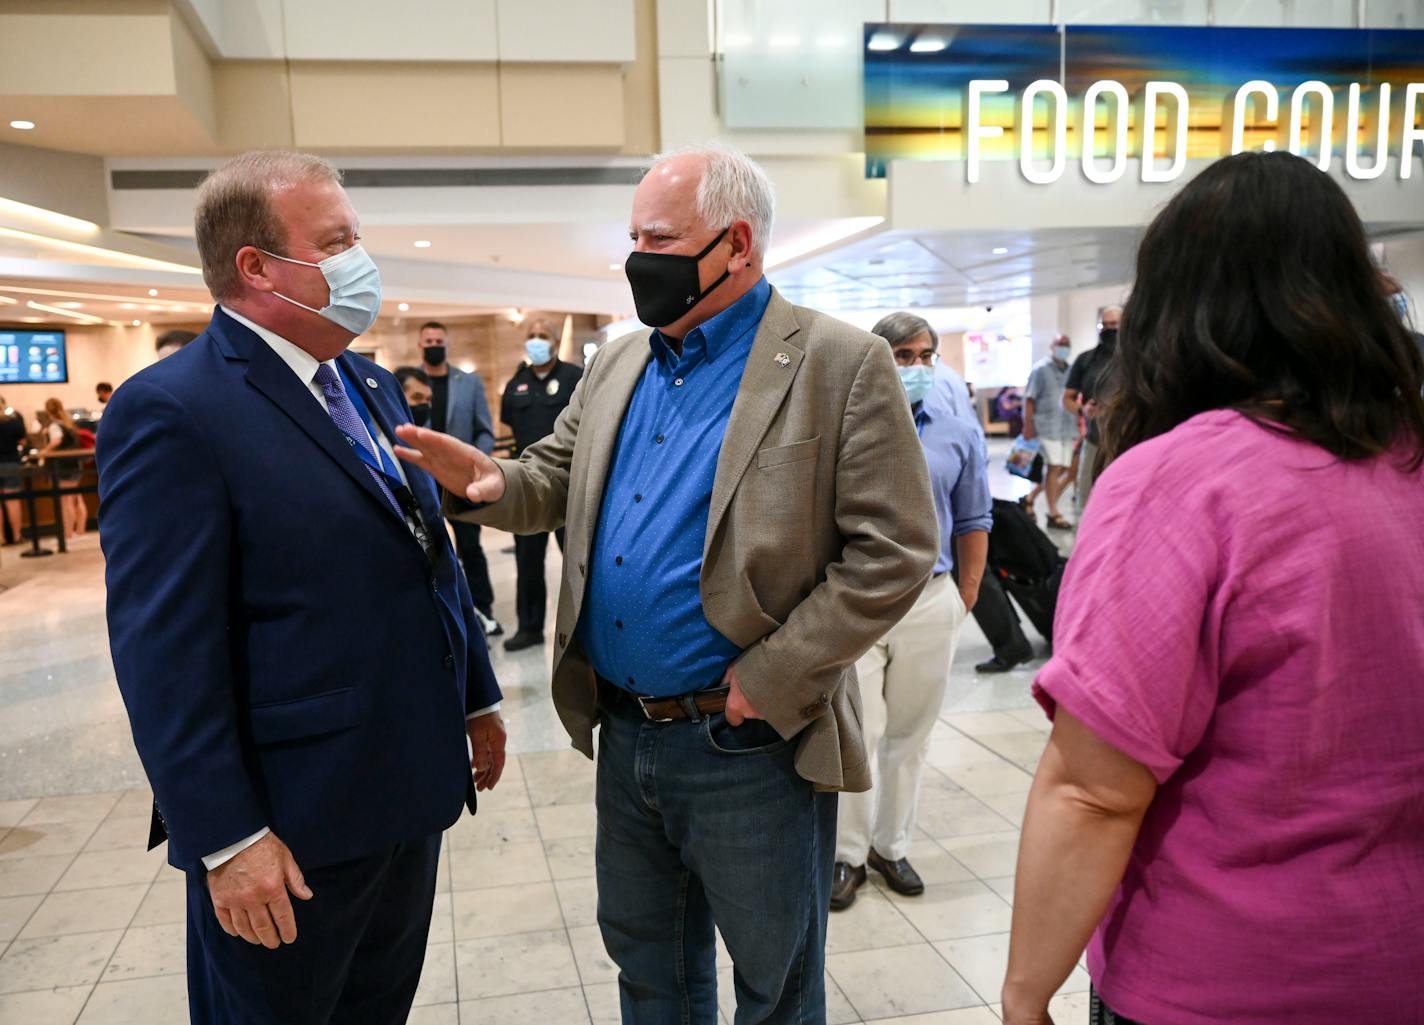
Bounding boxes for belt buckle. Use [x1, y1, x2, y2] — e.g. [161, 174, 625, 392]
[636, 695, 676, 723]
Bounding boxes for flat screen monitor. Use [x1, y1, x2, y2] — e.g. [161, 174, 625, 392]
[0, 329, 68, 384]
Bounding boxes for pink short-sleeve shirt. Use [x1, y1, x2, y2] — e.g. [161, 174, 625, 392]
[1035, 410, 1424, 1025]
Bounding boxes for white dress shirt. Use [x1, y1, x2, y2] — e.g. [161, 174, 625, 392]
[203, 309, 496, 871]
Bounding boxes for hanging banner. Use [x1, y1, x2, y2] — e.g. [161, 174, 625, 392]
[863, 24, 1424, 183]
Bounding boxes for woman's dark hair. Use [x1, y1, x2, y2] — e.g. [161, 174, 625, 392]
[1101, 150, 1424, 468]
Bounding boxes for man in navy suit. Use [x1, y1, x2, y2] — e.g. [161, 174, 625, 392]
[97, 150, 505, 1025]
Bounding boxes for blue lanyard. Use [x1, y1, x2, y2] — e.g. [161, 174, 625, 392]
[335, 363, 404, 484]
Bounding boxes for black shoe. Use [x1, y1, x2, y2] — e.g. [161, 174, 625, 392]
[829, 862, 867, 911]
[868, 849, 925, 897]
[975, 646, 1033, 674]
[503, 631, 545, 652]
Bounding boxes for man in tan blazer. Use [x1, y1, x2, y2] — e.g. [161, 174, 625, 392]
[396, 143, 936, 1025]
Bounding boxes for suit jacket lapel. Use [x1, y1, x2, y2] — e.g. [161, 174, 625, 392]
[704, 290, 803, 557]
[580, 339, 653, 542]
[242, 334, 403, 523]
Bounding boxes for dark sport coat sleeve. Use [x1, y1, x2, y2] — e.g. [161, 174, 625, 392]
[97, 379, 268, 871]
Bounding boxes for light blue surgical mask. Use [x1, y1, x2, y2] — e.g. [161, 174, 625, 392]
[525, 338, 554, 366]
[898, 365, 935, 405]
[261, 244, 382, 336]
[1053, 345, 1072, 363]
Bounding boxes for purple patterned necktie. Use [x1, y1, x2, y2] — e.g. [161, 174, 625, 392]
[313, 363, 403, 518]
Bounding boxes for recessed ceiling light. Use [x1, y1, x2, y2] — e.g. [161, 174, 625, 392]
[397, 302, 409, 312]
[147, 288, 159, 297]
[55, 302, 83, 309]
[608, 263, 621, 271]
[119, 303, 138, 310]
[413, 240, 432, 249]
[910, 38, 947, 52]
[145, 305, 164, 311]
[992, 247, 1009, 255]
[867, 33, 901, 51]
[9, 120, 35, 131]
[132, 320, 142, 327]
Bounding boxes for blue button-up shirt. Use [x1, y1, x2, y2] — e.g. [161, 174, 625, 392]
[579, 277, 772, 697]
[916, 381, 994, 575]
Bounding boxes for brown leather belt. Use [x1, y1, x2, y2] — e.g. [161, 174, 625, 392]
[598, 677, 729, 722]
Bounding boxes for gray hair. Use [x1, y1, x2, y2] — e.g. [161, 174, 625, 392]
[871, 312, 938, 350]
[647, 143, 776, 255]
[194, 150, 342, 302]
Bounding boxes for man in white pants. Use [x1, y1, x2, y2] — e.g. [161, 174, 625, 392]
[832, 312, 992, 908]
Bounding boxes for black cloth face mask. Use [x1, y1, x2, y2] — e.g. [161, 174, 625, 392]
[422, 346, 447, 367]
[409, 403, 431, 427]
[624, 228, 730, 328]
[1098, 327, 1118, 349]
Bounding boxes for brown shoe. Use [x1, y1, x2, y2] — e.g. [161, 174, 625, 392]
[868, 848, 925, 896]
[829, 862, 867, 911]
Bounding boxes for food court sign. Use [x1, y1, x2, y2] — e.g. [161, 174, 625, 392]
[863, 24, 1424, 183]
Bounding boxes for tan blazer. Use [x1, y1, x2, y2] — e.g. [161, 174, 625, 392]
[451, 287, 937, 791]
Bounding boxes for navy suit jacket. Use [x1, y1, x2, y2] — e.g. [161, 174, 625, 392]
[98, 307, 501, 873]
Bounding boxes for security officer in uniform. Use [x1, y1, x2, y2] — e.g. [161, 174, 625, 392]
[499, 318, 583, 651]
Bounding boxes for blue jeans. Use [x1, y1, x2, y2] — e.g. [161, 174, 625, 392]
[596, 687, 837, 1025]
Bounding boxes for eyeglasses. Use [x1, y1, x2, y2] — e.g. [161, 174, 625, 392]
[892, 349, 939, 368]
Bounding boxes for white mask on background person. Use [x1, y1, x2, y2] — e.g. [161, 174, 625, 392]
[898, 365, 935, 404]
[525, 338, 554, 366]
[1053, 344, 1072, 363]
[260, 244, 383, 336]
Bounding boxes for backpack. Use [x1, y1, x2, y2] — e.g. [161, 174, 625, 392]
[987, 498, 1061, 584]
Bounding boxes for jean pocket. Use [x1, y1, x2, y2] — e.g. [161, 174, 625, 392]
[703, 713, 789, 756]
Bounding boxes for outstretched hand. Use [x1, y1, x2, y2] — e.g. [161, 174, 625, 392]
[393, 424, 507, 505]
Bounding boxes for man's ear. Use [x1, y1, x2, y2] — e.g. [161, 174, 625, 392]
[235, 245, 275, 294]
[728, 221, 756, 272]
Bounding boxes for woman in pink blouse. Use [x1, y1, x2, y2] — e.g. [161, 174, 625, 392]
[1002, 151, 1424, 1025]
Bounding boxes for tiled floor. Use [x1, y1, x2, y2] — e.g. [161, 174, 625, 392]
[0, 457, 1084, 1025]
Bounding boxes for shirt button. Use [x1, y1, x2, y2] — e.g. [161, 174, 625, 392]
[443, 654, 455, 670]
[615, 620, 624, 629]
[634, 495, 643, 503]
[674, 378, 684, 387]
[627, 676, 636, 688]
[615, 556, 623, 566]
[655, 434, 664, 444]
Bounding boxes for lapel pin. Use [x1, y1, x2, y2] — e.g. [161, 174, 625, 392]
[774, 352, 790, 367]
[365, 377, 378, 389]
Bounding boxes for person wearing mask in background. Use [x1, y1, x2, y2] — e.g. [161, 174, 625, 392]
[156, 328, 199, 361]
[1002, 152, 1424, 1025]
[394, 366, 433, 427]
[96, 382, 114, 406]
[394, 143, 937, 1025]
[831, 313, 991, 910]
[499, 318, 584, 652]
[0, 398, 26, 545]
[40, 397, 87, 538]
[417, 320, 502, 637]
[1381, 269, 1424, 358]
[1022, 336, 1077, 530]
[97, 150, 505, 1025]
[1063, 306, 1120, 511]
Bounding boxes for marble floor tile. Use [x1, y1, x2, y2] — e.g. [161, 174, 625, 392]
[520, 751, 598, 808]
[454, 929, 578, 1000]
[0, 984, 91, 1025]
[972, 732, 1049, 765]
[446, 806, 539, 849]
[0, 895, 43, 943]
[534, 802, 598, 841]
[868, 1008, 1002, 1024]
[1004, 708, 1052, 733]
[827, 943, 980, 1020]
[940, 713, 1033, 739]
[938, 763, 1034, 799]
[77, 973, 188, 1025]
[459, 985, 590, 1025]
[0, 821, 98, 861]
[20, 885, 147, 940]
[451, 882, 563, 940]
[913, 793, 1018, 840]
[413, 942, 456, 1007]
[543, 835, 596, 881]
[81, 817, 150, 854]
[0, 802, 37, 831]
[427, 892, 454, 945]
[108, 791, 154, 821]
[567, 924, 619, 985]
[0, 855, 77, 898]
[827, 889, 922, 955]
[129, 881, 185, 928]
[103, 923, 186, 981]
[977, 791, 1030, 830]
[933, 835, 1022, 881]
[583, 981, 621, 1025]
[406, 1004, 458, 1025]
[934, 933, 1090, 1006]
[1047, 990, 1091, 1019]
[554, 876, 598, 928]
[885, 881, 1012, 943]
[448, 841, 551, 891]
[21, 794, 122, 827]
[923, 735, 1004, 772]
[54, 849, 164, 892]
[826, 973, 862, 1025]
[0, 929, 123, 993]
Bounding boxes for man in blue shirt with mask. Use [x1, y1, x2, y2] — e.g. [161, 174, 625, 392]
[396, 143, 937, 1025]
